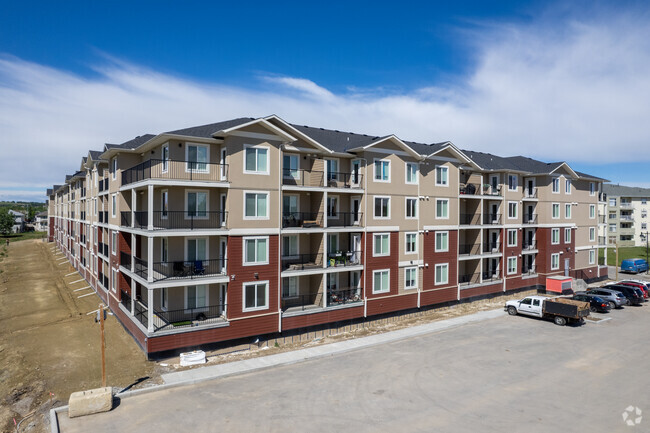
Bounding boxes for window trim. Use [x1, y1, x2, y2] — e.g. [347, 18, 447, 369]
[185, 189, 209, 220]
[243, 191, 270, 220]
[564, 228, 571, 244]
[507, 257, 517, 275]
[435, 165, 449, 187]
[508, 201, 518, 220]
[405, 197, 418, 219]
[372, 269, 390, 294]
[243, 236, 269, 266]
[185, 143, 211, 174]
[111, 267, 118, 292]
[589, 227, 596, 242]
[589, 204, 595, 219]
[551, 253, 560, 270]
[282, 235, 299, 258]
[242, 281, 270, 312]
[373, 233, 390, 257]
[184, 284, 209, 311]
[435, 198, 449, 220]
[507, 229, 517, 247]
[589, 249, 595, 265]
[551, 228, 560, 245]
[327, 195, 339, 219]
[111, 157, 117, 180]
[565, 203, 571, 219]
[435, 231, 449, 252]
[111, 230, 117, 255]
[161, 144, 169, 173]
[111, 193, 117, 218]
[552, 203, 560, 219]
[161, 189, 169, 219]
[373, 158, 391, 183]
[565, 179, 571, 194]
[552, 177, 560, 194]
[405, 162, 419, 185]
[404, 267, 418, 290]
[282, 276, 299, 299]
[508, 174, 518, 191]
[434, 263, 449, 285]
[589, 182, 595, 196]
[405, 232, 418, 254]
[373, 196, 391, 220]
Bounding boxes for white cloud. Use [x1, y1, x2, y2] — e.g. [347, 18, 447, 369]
[1, 6, 650, 201]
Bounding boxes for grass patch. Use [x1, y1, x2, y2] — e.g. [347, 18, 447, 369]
[0, 232, 46, 243]
[599, 246, 650, 266]
[172, 320, 192, 327]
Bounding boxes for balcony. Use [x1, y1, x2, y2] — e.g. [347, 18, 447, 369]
[151, 258, 227, 282]
[482, 213, 501, 225]
[282, 212, 324, 228]
[282, 253, 324, 271]
[459, 213, 482, 225]
[523, 213, 538, 224]
[598, 215, 606, 224]
[120, 211, 228, 230]
[620, 202, 633, 209]
[459, 244, 481, 256]
[521, 266, 537, 276]
[459, 183, 502, 197]
[282, 169, 363, 189]
[121, 159, 228, 186]
[482, 242, 501, 254]
[98, 242, 109, 257]
[522, 241, 537, 251]
[282, 287, 362, 312]
[326, 251, 362, 268]
[120, 251, 132, 269]
[98, 179, 108, 193]
[620, 215, 634, 222]
[523, 188, 538, 199]
[327, 212, 363, 228]
[152, 304, 226, 331]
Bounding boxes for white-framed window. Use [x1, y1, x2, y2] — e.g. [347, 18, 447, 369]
[589, 182, 595, 196]
[643, 223, 648, 230]
[244, 237, 268, 265]
[94, 227, 98, 245]
[186, 190, 208, 218]
[436, 165, 448, 186]
[508, 202, 518, 219]
[565, 179, 571, 194]
[374, 233, 390, 257]
[405, 232, 417, 254]
[372, 269, 390, 294]
[609, 223, 616, 233]
[244, 191, 269, 219]
[111, 231, 117, 255]
[161, 287, 168, 311]
[507, 229, 517, 247]
[405, 162, 418, 184]
[589, 250, 596, 264]
[161, 237, 168, 262]
[435, 231, 448, 252]
[94, 198, 97, 216]
[374, 159, 390, 182]
[161, 144, 169, 173]
[565, 203, 571, 219]
[283, 154, 299, 179]
[508, 174, 517, 191]
[609, 212, 616, 220]
[282, 277, 298, 299]
[435, 263, 448, 285]
[326, 273, 338, 293]
[405, 267, 417, 290]
[552, 203, 560, 219]
[642, 198, 648, 205]
[351, 159, 361, 185]
[327, 195, 339, 219]
[551, 228, 560, 244]
[111, 268, 117, 292]
[282, 235, 298, 257]
[244, 144, 268, 175]
[161, 190, 168, 218]
[551, 253, 560, 270]
[552, 178, 560, 193]
[507, 257, 517, 275]
[111, 194, 116, 218]
[609, 198, 616, 207]
[186, 238, 207, 263]
[243, 281, 269, 312]
[564, 228, 571, 244]
[327, 233, 338, 255]
[374, 196, 390, 219]
[186, 284, 208, 310]
[589, 227, 596, 242]
[436, 199, 449, 219]
[187, 144, 209, 173]
[111, 157, 117, 180]
[589, 204, 595, 219]
[405, 197, 417, 219]
[325, 158, 339, 181]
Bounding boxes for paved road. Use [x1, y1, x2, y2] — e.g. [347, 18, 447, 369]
[58, 305, 650, 433]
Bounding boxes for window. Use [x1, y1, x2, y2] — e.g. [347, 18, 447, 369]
[161, 287, 168, 310]
[589, 227, 596, 242]
[283, 194, 298, 217]
[187, 144, 209, 172]
[374, 233, 390, 257]
[435, 166, 448, 186]
[552, 178, 560, 193]
[111, 268, 117, 292]
[589, 204, 595, 219]
[507, 229, 517, 247]
[187, 191, 207, 217]
[373, 270, 390, 294]
[111, 194, 116, 218]
[405, 232, 417, 254]
[374, 196, 390, 219]
[589, 250, 595, 264]
[111, 158, 117, 180]
[565, 228, 571, 244]
[590, 182, 595, 196]
[609, 223, 616, 233]
[161, 144, 169, 172]
[351, 160, 361, 185]
[507, 257, 517, 275]
[435, 231, 448, 252]
[552, 203, 560, 219]
[94, 198, 97, 216]
[161, 190, 168, 218]
[643, 223, 648, 230]
[186, 285, 208, 310]
[243, 281, 268, 311]
[609, 212, 616, 220]
[508, 175, 517, 191]
[405, 198, 417, 218]
[405, 267, 417, 290]
[282, 277, 298, 298]
[551, 253, 560, 270]
[327, 196, 339, 218]
[283, 154, 299, 179]
[325, 159, 339, 181]
[565, 179, 571, 194]
[435, 264, 448, 285]
[551, 228, 560, 244]
[436, 199, 449, 219]
[374, 159, 390, 182]
[244, 192, 269, 219]
[508, 202, 518, 219]
[406, 162, 418, 184]
[283, 235, 298, 257]
[244, 237, 268, 265]
[244, 145, 268, 174]
[327, 233, 338, 255]
[609, 198, 617, 206]
[642, 198, 648, 205]
[111, 231, 117, 255]
[565, 204, 571, 219]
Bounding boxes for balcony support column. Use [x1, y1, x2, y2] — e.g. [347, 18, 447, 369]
[130, 232, 135, 273]
[130, 278, 135, 315]
[131, 189, 136, 229]
[147, 288, 154, 333]
[147, 184, 154, 231]
[147, 236, 153, 283]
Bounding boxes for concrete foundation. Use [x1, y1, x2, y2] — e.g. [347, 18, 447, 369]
[68, 387, 113, 418]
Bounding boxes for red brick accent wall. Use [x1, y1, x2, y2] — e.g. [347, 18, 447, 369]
[364, 231, 399, 300]
[48, 217, 54, 241]
[536, 227, 574, 276]
[421, 229, 458, 306]
[367, 292, 418, 316]
[460, 282, 503, 299]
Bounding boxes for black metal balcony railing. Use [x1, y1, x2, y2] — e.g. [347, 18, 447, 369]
[120, 290, 131, 310]
[523, 188, 538, 199]
[121, 159, 229, 186]
[103, 273, 109, 289]
[81, 188, 86, 198]
[282, 168, 324, 187]
[134, 301, 148, 329]
[523, 214, 538, 224]
[598, 215, 606, 224]
[522, 241, 537, 250]
[121, 211, 228, 230]
[599, 192, 607, 202]
[153, 304, 226, 331]
[120, 251, 132, 269]
[325, 172, 364, 189]
[482, 242, 500, 253]
[459, 272, 481, 286]
[483, 213, 501, 224]
[282, 253, 324, 271]
[282, 212, 324, 228]
[80, 211, 86, 221]
[71, 212, 75, 219]
[459, 213, 481, 225]
[459, 183, 480, 195]
[327, 212, 363, 227]
[98, 179, 108, 193]
[98, 212, 104, 223]
[134, 256, 148, 279]
[328, 287, 363, 306]
[326, 251, 362, 267]
[282, 294, 320, 311]
[521, 266, 537, 276]
[98, 272, 105, 288]
[459, 244, 481, 255]
[151, 258, 227, 281]
[98, 242, 107, 257]
[481, 272, 501, 282]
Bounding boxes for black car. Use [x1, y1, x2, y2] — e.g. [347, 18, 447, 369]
[573, 294, 611, 313]
[607, 285, 643, 306]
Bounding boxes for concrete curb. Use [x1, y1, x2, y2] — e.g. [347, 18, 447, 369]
[50, 308, 505, 432]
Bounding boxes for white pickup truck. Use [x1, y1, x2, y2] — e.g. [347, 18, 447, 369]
[505, 295, 590, 326]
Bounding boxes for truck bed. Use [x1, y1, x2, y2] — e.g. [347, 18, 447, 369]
[543, 298, 590, 318]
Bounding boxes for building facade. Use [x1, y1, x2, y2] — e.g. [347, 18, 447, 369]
[48, 116, 608, 356]
[601, 184, 650, 247]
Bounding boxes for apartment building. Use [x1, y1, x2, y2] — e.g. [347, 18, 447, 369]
[48, 115, 608, 356]
[601, 184, 650, 247]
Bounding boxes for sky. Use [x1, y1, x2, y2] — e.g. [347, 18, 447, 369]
[1, 0, 650, 202]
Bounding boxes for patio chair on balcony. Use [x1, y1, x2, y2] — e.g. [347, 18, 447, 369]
[173, 261, 186, 277]
[193, 261, 205, 276]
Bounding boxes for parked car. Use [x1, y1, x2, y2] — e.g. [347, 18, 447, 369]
[572, 294, 611, 313]
[605, 284, 644, 306]
[620, 279, 650, 296]
[584, 288, 628, 309]
[505, 296, 590, 326]
[621, 258, 649, 274]
[617, 281, 649, 299]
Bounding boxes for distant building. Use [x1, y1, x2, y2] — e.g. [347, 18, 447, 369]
[601, 184, 650, 247]
[9, 210, 25, 234]
[35, 211, 48, 232]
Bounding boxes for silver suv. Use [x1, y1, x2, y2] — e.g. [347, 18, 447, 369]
[583, 288, 628, 309]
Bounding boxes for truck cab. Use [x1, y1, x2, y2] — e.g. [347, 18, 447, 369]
[506, 296, 544, 317]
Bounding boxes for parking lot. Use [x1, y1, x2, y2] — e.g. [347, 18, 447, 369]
[58, 299, 650, 433]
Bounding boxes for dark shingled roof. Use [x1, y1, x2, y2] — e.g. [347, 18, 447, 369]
[89, 150, 104, 160]
[46, 188, 53, 195]
[575, 171, 608, 181]
[106, 134, 156, 150]
[603, 184, 650, 197]
[165, 118, 254, 139]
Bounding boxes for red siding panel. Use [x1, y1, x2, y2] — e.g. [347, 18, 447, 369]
[367, 293, 418, 316]
[282, 306, 364, 331]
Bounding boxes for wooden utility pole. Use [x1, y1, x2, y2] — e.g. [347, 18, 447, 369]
[99, 303, 106, 387]
[615, 244, 619, 282]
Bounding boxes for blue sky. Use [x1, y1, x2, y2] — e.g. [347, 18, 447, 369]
[1, 0, 649, 201]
